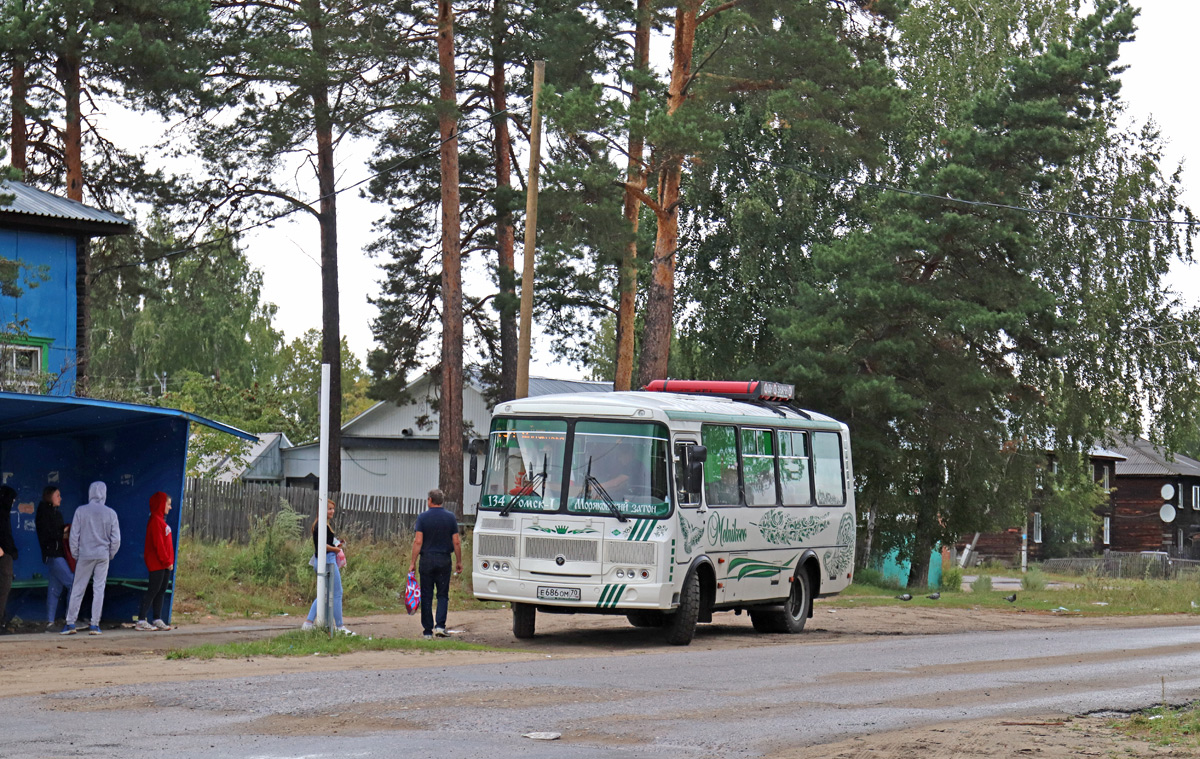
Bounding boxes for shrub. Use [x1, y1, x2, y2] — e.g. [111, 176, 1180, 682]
[971, 574, 993, 593]
[941, 566, 963, 592]
[1021, 567, 1048, 591]
[853, 566, 901, 590]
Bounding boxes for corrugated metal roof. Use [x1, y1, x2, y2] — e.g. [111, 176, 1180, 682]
[0, 391, 256, 441]
[528, 377, 613, 396]
[1113, 438, 1200, 477]
[1, 180, 132, 229]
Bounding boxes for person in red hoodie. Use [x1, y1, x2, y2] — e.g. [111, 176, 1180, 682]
[135, 492, 175, 631]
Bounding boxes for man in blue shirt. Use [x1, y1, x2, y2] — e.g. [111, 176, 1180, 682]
[408, 488, 462, 639]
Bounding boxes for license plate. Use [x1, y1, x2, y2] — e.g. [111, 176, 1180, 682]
[537, 586, 581, 601]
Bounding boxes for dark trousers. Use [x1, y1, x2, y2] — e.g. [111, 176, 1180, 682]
[419, 553, 452, 634]
[139, 569, 171, 621]
[0, 554, 12, 628]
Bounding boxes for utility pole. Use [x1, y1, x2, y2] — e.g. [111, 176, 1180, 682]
[515, 60, 544, 399]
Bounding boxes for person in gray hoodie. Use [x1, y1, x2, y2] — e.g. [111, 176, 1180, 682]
[62, 482, 120, 635]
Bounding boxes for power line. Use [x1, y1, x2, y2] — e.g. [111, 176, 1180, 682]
[93, 108, 512, 277]
[759, 158, 1200, 228]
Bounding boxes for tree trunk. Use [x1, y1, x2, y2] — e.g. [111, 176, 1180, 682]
[636, 0, 699, 387]
[438, 0, 464, 513]
[614, 0, 651, 391]
[492, 0, 517, 402]
[11, 60, 26, 172]
[60, 51, 87, 392]
[308, 0, 342, 492]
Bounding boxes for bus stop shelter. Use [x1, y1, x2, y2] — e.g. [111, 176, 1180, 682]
[1, 392, 255, 627]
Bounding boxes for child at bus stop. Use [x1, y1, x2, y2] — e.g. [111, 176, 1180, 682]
[135, 492, 175, 631]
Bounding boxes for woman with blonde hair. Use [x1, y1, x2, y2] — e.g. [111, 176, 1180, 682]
[302, 499, 354, 635]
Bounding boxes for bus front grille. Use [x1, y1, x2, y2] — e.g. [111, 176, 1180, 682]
[524, 537, 599, 563]
[606, 541, 656, 566]
[477, 534, 517, 558]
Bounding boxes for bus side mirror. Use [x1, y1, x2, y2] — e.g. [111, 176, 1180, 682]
[686, 445, 707, 493]
[468, 439, 482, 486]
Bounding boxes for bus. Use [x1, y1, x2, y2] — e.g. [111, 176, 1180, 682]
[470, 379, 856, 645]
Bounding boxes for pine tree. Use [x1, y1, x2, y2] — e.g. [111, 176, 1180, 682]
[197, 0, 423, 491]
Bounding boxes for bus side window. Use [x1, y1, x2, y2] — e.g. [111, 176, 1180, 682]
[813, 432, 845, 506]
[741, 428, 777, 507]
[701, 424, 740, 506]
[779, 431, 812, 506]
[674, 442, 700, 508]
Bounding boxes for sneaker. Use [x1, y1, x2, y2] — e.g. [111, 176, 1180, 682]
[134, 619, 155, 631]
[88, 625, 102, 635]
[45, 622, 58, 633]
[337, 626, 356, 636]
[422, 632, 432, 640]
[152, 619, 171, 631]
[60, 624, 76, 635]
[434, 626, 448, 638]
[301, 621, 315, 631]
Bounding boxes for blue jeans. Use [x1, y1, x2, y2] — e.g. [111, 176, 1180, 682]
[307, 556, 343, 627]
[45, 557, 74, 624]
[419, 553, 452, 634]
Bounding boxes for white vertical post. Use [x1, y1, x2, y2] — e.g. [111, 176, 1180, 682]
[315, 363, 331, 627]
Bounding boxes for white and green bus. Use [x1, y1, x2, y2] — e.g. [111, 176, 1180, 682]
[470, 380, 856, 645]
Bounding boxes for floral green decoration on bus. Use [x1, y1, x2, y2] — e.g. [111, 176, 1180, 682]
[726, 554, 797, 580]
[566, 420, 671, 518]
[752, 510, 830, 545]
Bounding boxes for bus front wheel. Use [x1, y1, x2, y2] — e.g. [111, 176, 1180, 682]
[663, 572, 699, 645]
[512, 602, 536, 639]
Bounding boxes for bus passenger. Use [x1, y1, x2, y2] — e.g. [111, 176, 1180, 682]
[63, 482, 120, 635]
[36, 486, 74, 632]
[135, 492, 175, 631]
[0, 485, 17, 634]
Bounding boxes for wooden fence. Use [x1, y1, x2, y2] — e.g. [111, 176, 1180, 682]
[180, 478, 458, 543]
[1042, 552, 1200, 580]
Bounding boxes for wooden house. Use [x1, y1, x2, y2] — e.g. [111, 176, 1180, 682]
[1110, 438, 1200, 558]
[959, 447, 1125, 565]
[0, 180, 131, 393]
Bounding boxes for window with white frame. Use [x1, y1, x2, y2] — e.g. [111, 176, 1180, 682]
[0, 344, 42, 391]
[1193, 484, 1199, 510]
[1103, 516, 1111, 545]
[1102, 465, 1110, 491]
[1031, 512, 1042, 544]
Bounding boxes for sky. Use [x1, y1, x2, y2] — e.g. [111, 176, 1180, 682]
[153, 1, 1200, 381]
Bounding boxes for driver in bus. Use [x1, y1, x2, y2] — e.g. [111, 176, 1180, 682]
[593, 445, 644, 497]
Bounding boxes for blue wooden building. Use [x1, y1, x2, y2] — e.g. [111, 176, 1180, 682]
[0, 181, 132, 394]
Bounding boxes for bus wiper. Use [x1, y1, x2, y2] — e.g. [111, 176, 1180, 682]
[500, 454, 548, 518]
[585, 475, 627, 523]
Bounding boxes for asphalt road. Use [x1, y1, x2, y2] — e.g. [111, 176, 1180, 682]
[8, 624, 1200, 759]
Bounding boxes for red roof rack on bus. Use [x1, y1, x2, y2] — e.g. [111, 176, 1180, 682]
[643, 379, 795, 402]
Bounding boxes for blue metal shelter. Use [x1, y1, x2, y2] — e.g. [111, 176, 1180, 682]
[1, 392, 255, 626]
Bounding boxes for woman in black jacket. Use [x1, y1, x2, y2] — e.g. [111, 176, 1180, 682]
[35, 486, 73, 631]
[0, 485, 18, 633]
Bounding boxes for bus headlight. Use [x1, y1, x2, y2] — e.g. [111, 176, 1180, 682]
[616, 569, 625, 579]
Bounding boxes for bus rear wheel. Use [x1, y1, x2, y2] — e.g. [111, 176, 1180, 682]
[749, 571, 810, 634]
[512, 602, 536, 639]
[663, 572, 699, 645]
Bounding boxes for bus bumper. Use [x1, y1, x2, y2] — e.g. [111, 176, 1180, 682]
[473, 575, 677, 611]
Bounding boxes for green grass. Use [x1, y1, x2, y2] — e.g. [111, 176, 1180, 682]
[165, 629, 496, 660]
[829, 572, 1200, 615]
[1113, 702, 1200, 748]
[174, 533, 503, 621]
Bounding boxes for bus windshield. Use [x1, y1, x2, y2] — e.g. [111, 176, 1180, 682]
[479, 418, 567, 513]
[567, 421, 670, 517]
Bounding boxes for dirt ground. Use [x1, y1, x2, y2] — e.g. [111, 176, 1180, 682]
[4, 602, 1199, 757]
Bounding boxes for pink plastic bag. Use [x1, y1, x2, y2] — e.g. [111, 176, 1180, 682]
[404, 572, 420, 615]
[335, 549, 347, 569]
